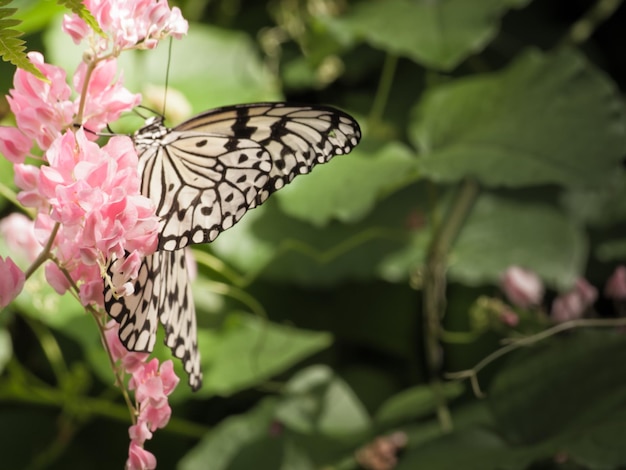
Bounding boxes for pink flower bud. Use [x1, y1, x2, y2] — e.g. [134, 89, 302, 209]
[500, 266, 544, 308]
[0, 256, 25, 308]
[551, 277, 597, 323]
[605, 266, 626, 300]
[0, 213, 41, 263]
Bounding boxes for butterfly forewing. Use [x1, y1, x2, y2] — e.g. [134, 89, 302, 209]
[106, 102, 361, 390]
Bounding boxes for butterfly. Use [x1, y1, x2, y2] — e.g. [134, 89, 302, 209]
[103, 102, 362, 390]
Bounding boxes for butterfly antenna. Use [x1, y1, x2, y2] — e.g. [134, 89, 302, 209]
[162, 37, 174, 118]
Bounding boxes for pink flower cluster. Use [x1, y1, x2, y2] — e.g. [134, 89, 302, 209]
[16, 128, 159, 305]
[63, 0, 188, 53]
[0, 52, 140, 163]
[105, 321, 179, 470]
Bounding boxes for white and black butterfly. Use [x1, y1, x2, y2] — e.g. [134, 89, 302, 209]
[103, 102, 361, 391]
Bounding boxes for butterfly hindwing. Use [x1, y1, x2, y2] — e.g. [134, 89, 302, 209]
[104, 249, 202, 390]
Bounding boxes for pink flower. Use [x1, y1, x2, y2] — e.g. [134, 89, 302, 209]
[551, 278, 598, 323]
[0, 213, 41, 263]
[45, 262, 71, 295]
[500, 266, 544, 308]
[126, 441, 156, 470]
[73, 59, 141, 134]
[7, 52, 74, 150]
[0, 256, 25, 308]
[0, 127, 32, 163]
[63, 0, 188, 53]
[605, 266, 626, 300]
[104, 320, 150, 373]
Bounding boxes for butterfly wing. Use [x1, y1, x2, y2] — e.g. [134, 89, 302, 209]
[107, 102, 361, 391]
[144, 103, 361, 251]
[104, 249, 202, 390]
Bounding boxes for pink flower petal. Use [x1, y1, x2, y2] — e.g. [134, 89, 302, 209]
[0, 256, 25, 308]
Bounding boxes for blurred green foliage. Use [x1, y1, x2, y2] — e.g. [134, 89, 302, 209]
[1, 0, 626, 469]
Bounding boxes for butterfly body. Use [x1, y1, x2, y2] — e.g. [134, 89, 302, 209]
[105, 102, 361, 390]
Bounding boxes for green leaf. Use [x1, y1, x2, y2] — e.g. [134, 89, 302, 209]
[0, 2, 46, 80]
[324, 0, 531, 70]
[179, 397, 278, 470]
[375, 382, 465, 427]
[13, 0, 65, 34]
[275, 365, 371, 438]
[488, 330, 626, 445]
[410, 49, 626, 188]
[200, 313, 332, 397]
[380, 193, 588, 289]
[56, 0, 104, 36]
[561, 172, 626, 229]
[276, 140, 419, 227]
[596, 238, 626, 262]
[0, 328, 12, 374]
[209, 185, 418, 286]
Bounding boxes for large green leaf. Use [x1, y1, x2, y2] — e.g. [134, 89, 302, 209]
[275, 365, 371, 438]
[276, 140, 419, 227]
[375, 382, 465, 428]
[199, 313, 332, 397]
[209, 183, 421, 286]
[380, 193, 588, 289]
[410, 49, 626, 188]
[488, 331, 626, 445]
[178, 397, 279, 470]
[324, 0, 531, 70]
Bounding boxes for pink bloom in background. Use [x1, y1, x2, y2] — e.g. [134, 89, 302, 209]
[551, 278, 598, 323]
[605, 265, 626, 300]
[0, 213, 41, 263]
[0, 256, 25, 308]
[500, 266, 545, 308]
[63, 0, 188, 53]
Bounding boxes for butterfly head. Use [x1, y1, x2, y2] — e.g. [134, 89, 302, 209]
[133, 115, 170, 150]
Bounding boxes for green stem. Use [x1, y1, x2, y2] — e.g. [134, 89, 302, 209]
[368, 53, 398, 128]
[22, 316, 69, 383]
[25, 222, 59, 280]
[560, 0, 624, 47]
[422, 179, 480, 431]
[0, 375, 209, 439]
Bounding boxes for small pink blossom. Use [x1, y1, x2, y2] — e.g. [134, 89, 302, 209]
[501, 266, 544, 308]
[0, 213, 41, 263]
[551, 278, 598, 323]
[499, 308, 520, 327]
[605, 266, 626, 300]
[45, 262, 71, 295]
[126, 441, 156, 470]
[0, 127, 32, 163]
[0, 256, 25, 308]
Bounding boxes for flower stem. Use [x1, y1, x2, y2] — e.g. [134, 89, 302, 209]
[422, 178, 480, 431]
[24, 222, 60, 280]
